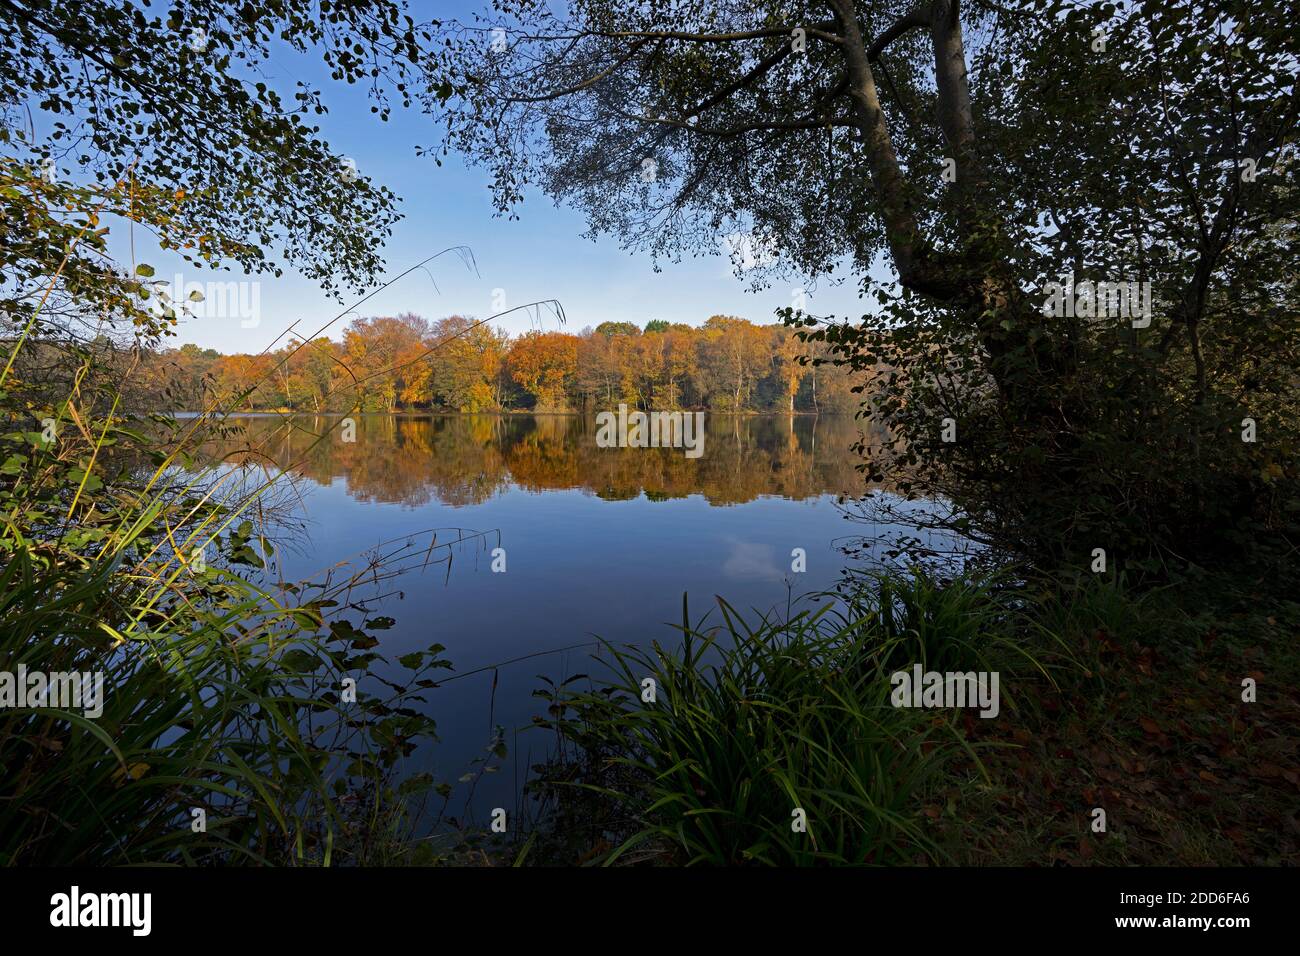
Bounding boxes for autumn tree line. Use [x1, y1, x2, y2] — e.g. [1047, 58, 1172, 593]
[142, 313, 863, 414]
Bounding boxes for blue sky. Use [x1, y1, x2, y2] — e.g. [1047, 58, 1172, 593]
[107, 4, 879, 353]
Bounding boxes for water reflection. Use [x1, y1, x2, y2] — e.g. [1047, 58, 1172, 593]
[200, 413, 875, 507]
[183, 412, 884, 825]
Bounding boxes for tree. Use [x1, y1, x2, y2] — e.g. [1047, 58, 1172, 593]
[468, 321, 511, 411]
[423, 315, 505, 411]
[342, 313, 428, 411]
[430, 0, 1002, 352]
[629, 332, 667, 408]
[594, 321, 641, 339]
[429, 0, 1300, 566]
[661, 325, 698, 408]
[294, 338, 341, 412]
[772, 327, 807, 415]
[576, 330, 618, 407]
[698, 316, 769, 411]
[507, 330, 579, 411]
[1, 0, 426, 348]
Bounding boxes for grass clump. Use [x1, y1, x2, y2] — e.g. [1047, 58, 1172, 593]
[530, 577, 1015, 866]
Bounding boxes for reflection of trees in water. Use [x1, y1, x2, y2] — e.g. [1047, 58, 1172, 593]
[199, 414, 874, 507]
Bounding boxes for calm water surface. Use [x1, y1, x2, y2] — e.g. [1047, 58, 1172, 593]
[195, 413, 910, 820]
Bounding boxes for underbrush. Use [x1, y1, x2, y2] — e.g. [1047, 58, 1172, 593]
[523, 565, 1297, 866]
[0, 531, 459, 865]
[0, 359, 459, 864]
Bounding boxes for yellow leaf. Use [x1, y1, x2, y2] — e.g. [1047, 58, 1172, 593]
[112, 762, 149, 784]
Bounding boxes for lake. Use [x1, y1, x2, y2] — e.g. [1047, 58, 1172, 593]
[192, 413, 910, 825]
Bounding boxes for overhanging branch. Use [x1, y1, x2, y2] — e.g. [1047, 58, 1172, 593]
[868, 3, 935, 62]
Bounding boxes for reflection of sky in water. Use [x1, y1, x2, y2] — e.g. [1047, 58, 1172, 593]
[192, 414, 934, 827]
[720, 538, 786, 583]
